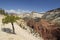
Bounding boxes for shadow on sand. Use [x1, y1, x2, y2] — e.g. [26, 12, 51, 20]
[1, 28, 13, 34]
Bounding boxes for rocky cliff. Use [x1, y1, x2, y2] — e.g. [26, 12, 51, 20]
[42, 8, 60, 24]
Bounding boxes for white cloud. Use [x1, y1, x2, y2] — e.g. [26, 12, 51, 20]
[5, 9, 31, 14]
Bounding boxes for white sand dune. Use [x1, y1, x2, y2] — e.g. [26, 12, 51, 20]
[0, 15, 43, 40]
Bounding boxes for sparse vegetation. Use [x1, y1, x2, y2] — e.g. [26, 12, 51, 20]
[0, 8, 60, 40]
[2, 15, 20, 34]
[0, 8, 8, 15]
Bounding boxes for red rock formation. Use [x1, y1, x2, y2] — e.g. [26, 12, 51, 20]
[27, 19, 60, 40]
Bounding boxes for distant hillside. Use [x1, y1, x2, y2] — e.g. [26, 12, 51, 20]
[47, 8, 60, 12]
[42, 8, 60, 24]
[17, 12, 44, 18]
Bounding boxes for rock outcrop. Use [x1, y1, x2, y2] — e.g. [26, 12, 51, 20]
[42, 8, 60, 24]
[26, 18, 60, 40]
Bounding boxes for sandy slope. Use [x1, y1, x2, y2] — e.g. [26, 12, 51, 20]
[0, 15, 43, 40]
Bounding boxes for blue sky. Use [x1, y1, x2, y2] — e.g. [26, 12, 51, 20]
[0, 0, 60, 13]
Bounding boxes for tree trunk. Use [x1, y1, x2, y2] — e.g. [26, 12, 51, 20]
[11, 22, 15, 34]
